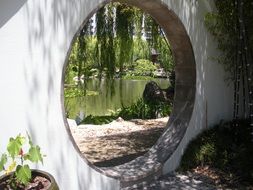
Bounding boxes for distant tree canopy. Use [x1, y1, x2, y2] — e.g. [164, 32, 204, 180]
[65, 2, 174, 83]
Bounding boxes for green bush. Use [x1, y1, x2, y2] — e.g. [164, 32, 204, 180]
[125, 59, 157, 77]
[80, 98, 172, 124]
[117, 98, 150, 120]
[81, 115, 117, 125]
[179, 120, 253, 182]
[64, 88, 99, 98]
[118, 98, 171, 120]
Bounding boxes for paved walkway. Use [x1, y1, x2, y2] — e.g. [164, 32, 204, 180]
[121, 172, 217, 190]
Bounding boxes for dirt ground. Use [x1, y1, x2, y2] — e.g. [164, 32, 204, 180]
[70, 117, 168, 167]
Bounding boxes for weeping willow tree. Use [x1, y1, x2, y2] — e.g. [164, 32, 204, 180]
[64, 2, 175, 120]
[66, 2, 174, 83]
[144, 13, 159, 49]
[143, 13, 174, 72]
[95, 4, 116, 79]
[66, 19, 94, 85]
[94, 3, 136, 77]
[115, 3, 134, 72]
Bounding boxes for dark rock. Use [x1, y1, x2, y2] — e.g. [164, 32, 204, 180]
[169, 71, 175, 88]
[143, 81, 174, 104]
[165, 86, 174, 101]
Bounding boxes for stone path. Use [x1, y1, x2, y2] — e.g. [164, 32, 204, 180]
[121, 165, 253, 190]
[121, 172, 217, 190]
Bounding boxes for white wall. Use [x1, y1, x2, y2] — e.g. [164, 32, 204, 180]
[0, 0, 119, 189]
[163, 0, 233, 172]
[0, 0, 233, 189]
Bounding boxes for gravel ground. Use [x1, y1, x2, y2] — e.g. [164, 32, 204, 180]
[69, 117, 168, 165]
[70, 117, 168, 138]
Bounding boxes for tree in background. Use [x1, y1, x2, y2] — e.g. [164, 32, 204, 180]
[66, 2, 174, 83]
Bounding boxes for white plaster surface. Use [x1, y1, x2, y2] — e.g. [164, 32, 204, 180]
[0, 0, 233, 189]
[162, 0, 233, 173]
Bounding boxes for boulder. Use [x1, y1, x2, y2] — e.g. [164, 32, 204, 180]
[143, 81, 174, 104]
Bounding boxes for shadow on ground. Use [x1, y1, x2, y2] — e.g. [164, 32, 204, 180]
[82, 127, 164, 167]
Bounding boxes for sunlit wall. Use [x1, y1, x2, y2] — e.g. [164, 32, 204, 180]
[0, 0, 233, 189]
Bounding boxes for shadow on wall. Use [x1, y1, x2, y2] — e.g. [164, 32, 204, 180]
[168, 0, 209, 130]
[20, 0, 221, 188]
[0, 0, 27, 28]
[22, 0, 117, 189]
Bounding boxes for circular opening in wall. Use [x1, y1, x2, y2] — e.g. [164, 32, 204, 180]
[64, 2, 175, 168]
[62, 0, 195, 183]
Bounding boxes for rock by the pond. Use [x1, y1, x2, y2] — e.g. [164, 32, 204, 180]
[143, 81, 174, 104]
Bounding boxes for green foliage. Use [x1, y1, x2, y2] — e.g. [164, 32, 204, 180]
[117, 98, 148, 120]
[64, 2, 175, 120]
[64, 88, 83, 98]
[118, 98, 171, 120]
[133, 37, 149, 60]
[27, 146, 43, 163]
[195, 142, 216, 165]
[0, 154, 7, 172]
[125, 59, 157, 78]
[179, 120, 253, 182]
[81, 115, 117, 125]
[115, 3, 135, 72]
[15, 165, 31, 185]
[80, 98, 171, 124]
[122, 75, 154, 80]
[134, 59, 157, 75]
[7, 136, 25, 160]
[95, 4, 116, 79]
[65, 36, 97, 84]
[64, 87, 99, 98]
[143, 14, 174, 72]
[204, 0, 253, 80]
[157, 36, 174, 72]
[0, 134, 44, 187]
[65, 2, 175, 83]
[64, 87, 99, 118]
[157, 101, 172, 117]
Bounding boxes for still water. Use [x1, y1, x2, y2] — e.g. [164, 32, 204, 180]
[65, 78, 169, 119]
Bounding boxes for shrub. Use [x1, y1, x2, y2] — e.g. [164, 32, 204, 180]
[118, 98, 171, 120]
[81, 115, 117, 125]
[179, 120, 253, 182]
[125, 59, 157, 77]
[80, 98, 172, 124]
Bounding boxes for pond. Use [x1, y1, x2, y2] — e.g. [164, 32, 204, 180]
[65, 78, 169, 119]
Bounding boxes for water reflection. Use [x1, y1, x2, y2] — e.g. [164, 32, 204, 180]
[65, 78, 169, 118]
